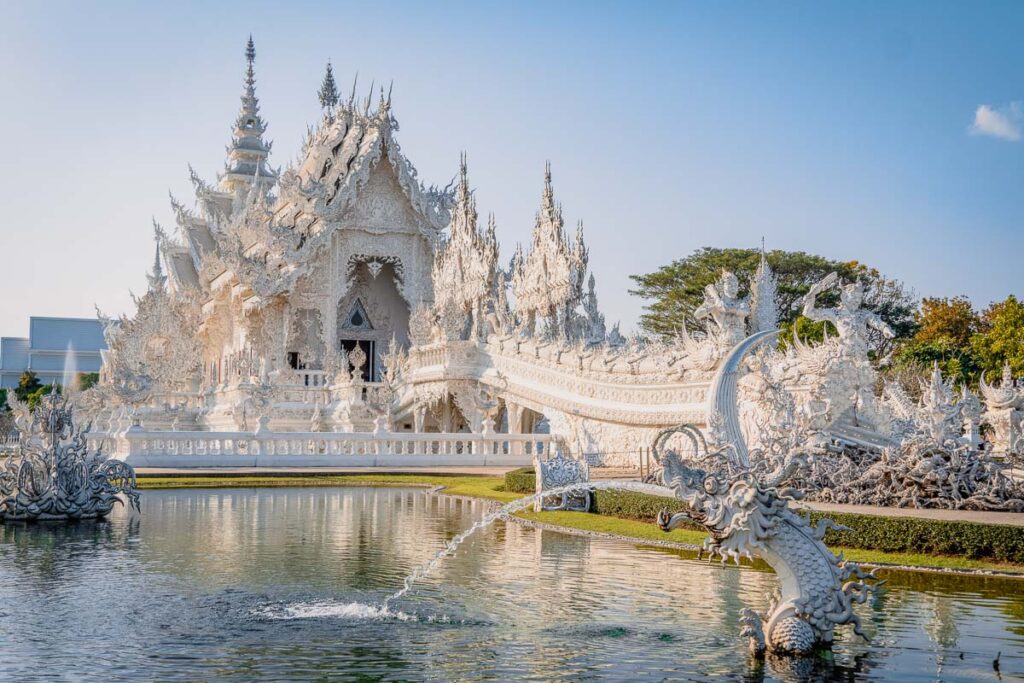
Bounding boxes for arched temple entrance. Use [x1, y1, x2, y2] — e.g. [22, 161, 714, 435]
[337, 261, 410, 381]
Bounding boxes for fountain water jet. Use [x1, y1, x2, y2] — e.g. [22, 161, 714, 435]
[61, 341, 78, 396]
[384, 480, 674, 606]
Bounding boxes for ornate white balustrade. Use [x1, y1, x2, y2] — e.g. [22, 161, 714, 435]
[0, 433, 19, 455]
[119, 426, 553, 467]
[298, 370, 328, 387]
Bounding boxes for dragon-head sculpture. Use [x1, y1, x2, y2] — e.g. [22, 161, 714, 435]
[653, 424, 880, 657]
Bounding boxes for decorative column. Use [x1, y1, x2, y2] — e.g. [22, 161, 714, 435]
[505, 401, 524, 435]
[505, 401, 524, 455]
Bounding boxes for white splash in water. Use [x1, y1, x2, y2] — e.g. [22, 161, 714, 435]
[254, 600, 417, 622]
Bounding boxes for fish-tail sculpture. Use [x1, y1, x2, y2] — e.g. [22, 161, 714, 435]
[656, 447, 879, 655]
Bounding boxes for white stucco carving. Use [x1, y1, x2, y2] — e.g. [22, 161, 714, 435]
[83, 39, 1024, 509]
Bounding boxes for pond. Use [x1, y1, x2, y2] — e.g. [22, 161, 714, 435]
[0, 487, 1021, 682]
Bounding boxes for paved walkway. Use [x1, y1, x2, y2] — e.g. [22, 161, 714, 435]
[796, 501, 1024, 528]
[136, 466, 520, 477]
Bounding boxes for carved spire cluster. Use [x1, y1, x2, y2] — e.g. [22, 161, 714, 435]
[220, 36, 277, 193]
[749, 245, 779, 333]
[510, 163, 589, 335]
[431, 156, 499, 338]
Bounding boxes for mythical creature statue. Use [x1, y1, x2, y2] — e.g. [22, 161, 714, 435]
[0, 391, 140, 521]
[653, 425, 878, 656]
[979, 363, 1024, 454]
[695, 270, 750, 349]
[797, 272, 894, 428]
[801, 273, 894, 359]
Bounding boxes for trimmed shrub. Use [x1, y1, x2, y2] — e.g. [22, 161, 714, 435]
[811, 511, 1024, 564]
[586, 489, 1024, 564]
[590, 489, 701, 533]
[504, 467, 535, 494]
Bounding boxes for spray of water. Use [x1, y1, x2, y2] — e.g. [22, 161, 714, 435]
[256, 600, 417, 622]
[254, 480, 677, 622]
[61, 341, 78, 395]
[384, 480, 675, 606]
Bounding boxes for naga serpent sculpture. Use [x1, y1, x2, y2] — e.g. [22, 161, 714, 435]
[655, 330, 881, 656]
[0, 391, 140, 521]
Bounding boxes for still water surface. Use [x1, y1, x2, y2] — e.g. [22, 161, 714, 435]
[0, 487, 1022, 682]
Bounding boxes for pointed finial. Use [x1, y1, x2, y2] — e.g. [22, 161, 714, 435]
[459, 152, 469, 191]
[246, 35, 255, 63]
[486, 211, 498, 244]
[364, 79, 374, 115]
[348, 72, 359, 109]
[147, 220, 167, 290]
[318, 60, 339, 109]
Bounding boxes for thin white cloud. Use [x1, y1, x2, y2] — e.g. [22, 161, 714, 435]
[969, 102, 1022, 141]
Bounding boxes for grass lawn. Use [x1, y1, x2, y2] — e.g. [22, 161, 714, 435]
[138, 474, 520, 502]
[137, 474, 1024, 576]
[516, 510, 1024, 575]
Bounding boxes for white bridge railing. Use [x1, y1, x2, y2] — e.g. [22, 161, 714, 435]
[119, 427, 554, 466]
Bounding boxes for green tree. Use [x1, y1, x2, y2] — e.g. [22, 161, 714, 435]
[78, 372, 100, 391]
[971, 295, 1024, 381]
[914, 297, 981, 347]
[26, 383, 60, 411]
[15, 371, 42, 402]
[891, 297, 983, 385]
[0, 388, 12, 437]
[629, 247, 916, 357]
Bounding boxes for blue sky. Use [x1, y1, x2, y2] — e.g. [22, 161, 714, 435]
[2, 1, 1023, 338]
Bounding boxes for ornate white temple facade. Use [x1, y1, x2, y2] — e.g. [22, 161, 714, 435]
[76, 39, 1024, 489]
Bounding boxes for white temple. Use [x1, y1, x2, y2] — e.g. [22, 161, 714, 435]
[77, 39, 1024, 484]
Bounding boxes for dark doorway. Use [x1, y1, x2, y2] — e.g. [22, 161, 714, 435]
[340, 339, 375, 381]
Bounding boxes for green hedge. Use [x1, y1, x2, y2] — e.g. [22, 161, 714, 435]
[504, 467, 536, 494]
[592, 490, 1024, 563]
[810, 511, 1024, 564]
[515, 482, 1024, 564]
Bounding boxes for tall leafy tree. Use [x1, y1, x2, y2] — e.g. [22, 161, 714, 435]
[971, 295, 1024, 380]
[892, 296, 983, 384]
[629, 247, 916, 357]
[14, 371, 42, 402]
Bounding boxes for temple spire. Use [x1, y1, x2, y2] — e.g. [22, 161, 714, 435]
[749, 241, 779, 333]
[318, 60, 339, 110]
[147, 222, 167, 291]
[220, 36, 277, 194]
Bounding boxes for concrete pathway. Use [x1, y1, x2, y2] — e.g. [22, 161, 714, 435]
[796, 501, 1024, 528]
[590, 467, 1024, 528]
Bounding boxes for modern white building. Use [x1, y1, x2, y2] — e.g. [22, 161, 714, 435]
[0, 317, 106, 389]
